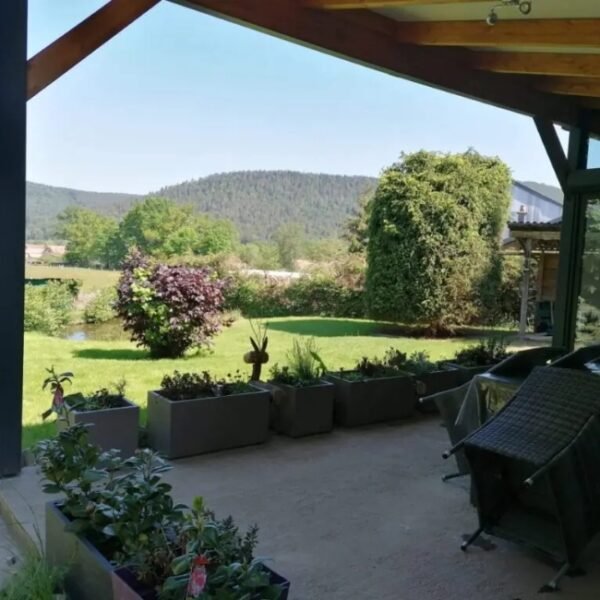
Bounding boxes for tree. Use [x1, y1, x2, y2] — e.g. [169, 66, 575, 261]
[115, 250, 226, 358]
[57, 207, 118, 268]
[343, 192, 373, 254]
[365, 150, 511, 334]
[273, 223, 306, 270]
[117, 197, 239, 260]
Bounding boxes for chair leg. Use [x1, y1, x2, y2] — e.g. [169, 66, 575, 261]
[442, 472, 466, 482]
[461, 526, 484, 551]
[539, 563, 570, 593]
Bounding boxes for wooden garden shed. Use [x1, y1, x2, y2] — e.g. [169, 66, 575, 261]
[3, 0, 600, 475]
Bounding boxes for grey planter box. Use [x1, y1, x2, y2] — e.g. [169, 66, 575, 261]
[413, 367, 462, 413]
[326, 371, 416, 427]
[269, 380, 334, 438]
[46, 502, 115, 600]
[147, 385, 270, 458]
[58, 399, 139, 458]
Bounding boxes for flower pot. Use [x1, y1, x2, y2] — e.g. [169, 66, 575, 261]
[45, 502, 115, 600]
[326, 371, 416, 427]
[268, 380, 334, 438]
[57, 398, 139, 458]
[413, 366, 462, 414]
[111, 564, 290, 600]
[146, 385, 270, 458]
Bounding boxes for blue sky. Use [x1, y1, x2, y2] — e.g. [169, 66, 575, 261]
[27, 0, 569, 194]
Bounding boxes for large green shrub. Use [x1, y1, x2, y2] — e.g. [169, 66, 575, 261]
[366, 150, 511, 334]
[224, 273, 365, 318]
[24, 281, 74, 336]
[83, 287, 118, 324]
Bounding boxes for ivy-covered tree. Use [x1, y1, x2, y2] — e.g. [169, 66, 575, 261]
[366, 150, 512, 334]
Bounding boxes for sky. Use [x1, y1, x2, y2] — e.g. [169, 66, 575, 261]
[27, 0, 571, 194]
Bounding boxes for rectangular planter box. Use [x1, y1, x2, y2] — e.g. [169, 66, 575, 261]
[112, 564, 290, 600]
[326, 372, 416, 427]
[414, 367, 462, 413]
[58, 398, 139, 458]
[269, 380, 334, 438]
[147, 385, 270, 459]
[46, 502, 115, 600]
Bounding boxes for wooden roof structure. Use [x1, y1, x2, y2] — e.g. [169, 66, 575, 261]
[26, 0, 600, 137]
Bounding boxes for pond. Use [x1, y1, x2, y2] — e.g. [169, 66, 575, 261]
[64, 319, 130, 342]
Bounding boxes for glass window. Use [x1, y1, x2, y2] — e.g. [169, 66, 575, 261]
[576, 198, 600, 345]
[588, 138, 600, 169]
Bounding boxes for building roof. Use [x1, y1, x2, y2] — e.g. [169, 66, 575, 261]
[508, 219, 562, 233]
[513, 181, 563, 207]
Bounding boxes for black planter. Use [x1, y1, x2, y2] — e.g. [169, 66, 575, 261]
[413, 367, 462, 413]
[58, 398, 139, 458]
[111, 563, 290, 600]
[147, 385, 270, 458]
[326, 371, 416, 427]
[46, 502, 115, 600]
[269, 380, 335, 437]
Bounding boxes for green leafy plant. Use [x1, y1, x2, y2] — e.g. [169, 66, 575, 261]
[41, 367, 73, 422]
[451, 337, 510, 367]
[34, 426, 284, 599]
[83, 286, 117, 324]
[24, 281, 74, 336]
[160, 370, 252, 401]
[402, 351, 440, 376]
[65, 379, 128, 412]
[270, 338, 327, 386]
[0, 554, 66, 600]
[337, 347, 416, 381]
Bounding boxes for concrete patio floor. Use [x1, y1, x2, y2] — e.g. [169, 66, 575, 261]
[2, 415, 600, 599]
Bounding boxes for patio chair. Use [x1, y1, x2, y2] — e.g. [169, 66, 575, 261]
[428, 346, 565, 482]
[550, 343, 600, 370]
[446, 367, 600, 593]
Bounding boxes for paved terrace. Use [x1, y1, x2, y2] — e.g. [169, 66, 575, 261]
[1, 416, 599, 599]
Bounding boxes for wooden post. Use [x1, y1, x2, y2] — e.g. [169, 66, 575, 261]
[519, 238, 533, 338]
[0, 0, 27, 476]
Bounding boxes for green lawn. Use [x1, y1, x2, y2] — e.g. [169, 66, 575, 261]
[25, 265, 119, 293]
[23, 316, 480, 448]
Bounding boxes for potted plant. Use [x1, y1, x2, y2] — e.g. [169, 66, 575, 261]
[267, 338, 334, 438]
[36, 425, 289, 600]
[402, 351, 461, 413]
[444, 337, 512, 384]
[326, 348, 417, 427]
[42, 367, 139, 458]
[147, 370, 270, 458]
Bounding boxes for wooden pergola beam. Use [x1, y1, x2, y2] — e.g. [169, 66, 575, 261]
[172, 0, 596, 134]
[537, 77, 600, 99]
[27, 0, 160, 100]
[475, 52, 600, 78]
[306, 0, 482, 8]
[533, 116, 569, 192]
[396, 19, 600, 48]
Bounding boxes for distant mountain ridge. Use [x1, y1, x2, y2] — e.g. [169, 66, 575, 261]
[26, 171, 377, 241]
[25, 171, 562, 242]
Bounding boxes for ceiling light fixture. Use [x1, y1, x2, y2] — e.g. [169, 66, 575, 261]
[486, 0, 533, 26]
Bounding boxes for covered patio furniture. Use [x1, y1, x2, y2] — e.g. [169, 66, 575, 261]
[428, 346, 565, 481]
[449, 367, 600, 593]
[551, 344, 600, 371]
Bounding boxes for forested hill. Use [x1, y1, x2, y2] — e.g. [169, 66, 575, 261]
[26, 171, 377, 241]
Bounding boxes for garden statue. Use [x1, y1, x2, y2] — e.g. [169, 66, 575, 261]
[244, 320, 269, 381]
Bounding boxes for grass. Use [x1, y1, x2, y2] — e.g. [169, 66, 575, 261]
[25, 265, 119, 294]
[23, 316, 482, 448]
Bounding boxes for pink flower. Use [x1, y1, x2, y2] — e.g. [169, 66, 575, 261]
[187, 556, 209, 598]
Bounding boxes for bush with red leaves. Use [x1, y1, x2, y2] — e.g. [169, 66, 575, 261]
[116, 250, 226, 358]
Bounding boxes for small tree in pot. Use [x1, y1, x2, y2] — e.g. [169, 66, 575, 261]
[267, 338, 334, 438]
